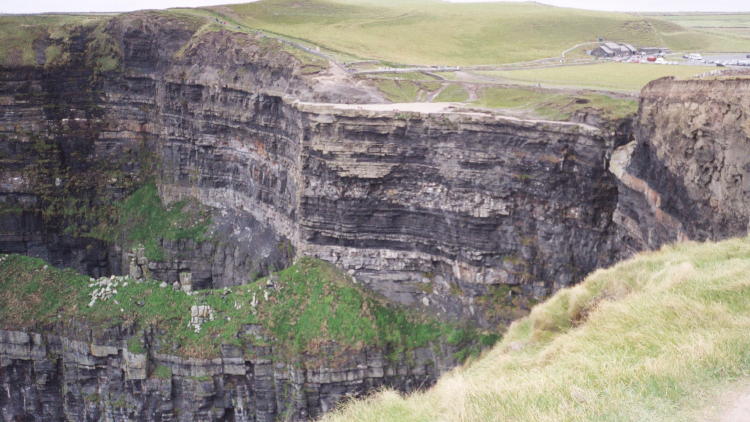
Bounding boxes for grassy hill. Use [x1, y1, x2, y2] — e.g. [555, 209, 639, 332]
[205, 0, 750, 66]
[655, 13, 750, 44]
[323, 236, 750, 422]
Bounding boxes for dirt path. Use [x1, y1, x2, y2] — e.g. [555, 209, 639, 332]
[716, 388, 750, 422]
[701, 383, 750, 422]
[561, 42, 599, 60]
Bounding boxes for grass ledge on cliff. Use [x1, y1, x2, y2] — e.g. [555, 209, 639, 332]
[324, 236, 750, 422]
[0, 255, 496, 361]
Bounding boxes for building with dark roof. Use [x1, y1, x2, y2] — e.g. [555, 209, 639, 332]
[590, 42, 639, 58]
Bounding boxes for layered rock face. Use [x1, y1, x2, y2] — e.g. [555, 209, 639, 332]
[0, 12, 378, 288]
[0, 328, 447, 421]
[0, 12, 624, 325]
[612, 76, 750, 253]
[296, 105, 620, 325]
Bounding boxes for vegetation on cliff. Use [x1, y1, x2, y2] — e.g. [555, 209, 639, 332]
[0, 254, 497, 360]
[324, 236, 750, 421]
[471, 87, 638, 120]
[90, 183, 211, 261]
[0, 14, 105, 67]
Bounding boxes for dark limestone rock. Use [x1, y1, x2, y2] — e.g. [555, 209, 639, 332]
[610, 76, 750, 254]
[0, 328, 453, 421]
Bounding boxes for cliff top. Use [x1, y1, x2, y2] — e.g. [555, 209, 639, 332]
[323, 235, 750, 421]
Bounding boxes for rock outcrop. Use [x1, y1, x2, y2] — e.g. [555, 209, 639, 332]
[0, 11, 625, 326]
[0, 328, 448, 421]
[611, 75, 750, 253]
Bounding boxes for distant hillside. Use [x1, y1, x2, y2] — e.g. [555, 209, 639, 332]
[323, 236, 750, 421]
[203, 0, 750, 65]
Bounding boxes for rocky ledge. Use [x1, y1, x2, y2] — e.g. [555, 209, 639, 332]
[0, 254, 488, 421]
[0, 329, 445, 421]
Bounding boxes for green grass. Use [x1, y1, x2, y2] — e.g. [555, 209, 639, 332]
[126, 336, 146, 354]
[478, 63, 717, 93]
[375, 79, 441, 102]
[211, 0, 750, 66]
[653, 14, 750, 44]
[372, 72, 439, 81]
[0, 14, 106, 67]
[471, 86, 638, 120]
[434, 84, 470, 102]
[165, 7, 332, 70]
[0, 255, 495, 360]
[91, 183, 211, 261]
[152, 365, 173, 379]
[657, 14, 750, 29]
[324, 236, 750, 422]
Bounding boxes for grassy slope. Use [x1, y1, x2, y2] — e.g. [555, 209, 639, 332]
[0, 254, 496, 360]
[366, 78, 636, 120]
[214, 0, 750, 66]
[472, 87, 637, 120]
[0, 14, 106, 67]
[324, 236, 750, 422]
[479, 62, 717, 92]
[657, 14, 750, 29]
[655, 14, 750, 45]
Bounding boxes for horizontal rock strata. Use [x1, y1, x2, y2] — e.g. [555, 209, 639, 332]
[0, 328, 449, 421]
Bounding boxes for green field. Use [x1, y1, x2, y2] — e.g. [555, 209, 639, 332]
[324, 236, 750, 422]
[654, 14, 750, 43]
[206, 0, 750, 66]
[478, 62, 717, 92]
[657, 13, 750, 28]
[471, 86, 637, 120]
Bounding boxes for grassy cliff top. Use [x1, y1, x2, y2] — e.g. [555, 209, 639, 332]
[0, 254, 496, 360]
[0, 14, 108, 67]
[208, 0, 750, 66]
[324, 236, 750, 421]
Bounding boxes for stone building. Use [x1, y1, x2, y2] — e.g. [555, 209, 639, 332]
[590, 42, 638, 57]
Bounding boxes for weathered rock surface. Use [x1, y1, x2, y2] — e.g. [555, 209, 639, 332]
[0, 11, 624, 326]
[611, 76, 750, 253]
[0, 327, 450, 421]
[295, 105, 621, 326]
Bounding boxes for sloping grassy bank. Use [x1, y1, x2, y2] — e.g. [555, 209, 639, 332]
[0, 255, 496, 360]
[324, 237, 750, 421]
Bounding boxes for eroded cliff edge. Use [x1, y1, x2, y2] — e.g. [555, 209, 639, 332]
[612, 75, 750, 253]
[1, 255, 481, 421]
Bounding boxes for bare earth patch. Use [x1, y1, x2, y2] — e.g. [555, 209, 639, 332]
[703, 382, 750, 422]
